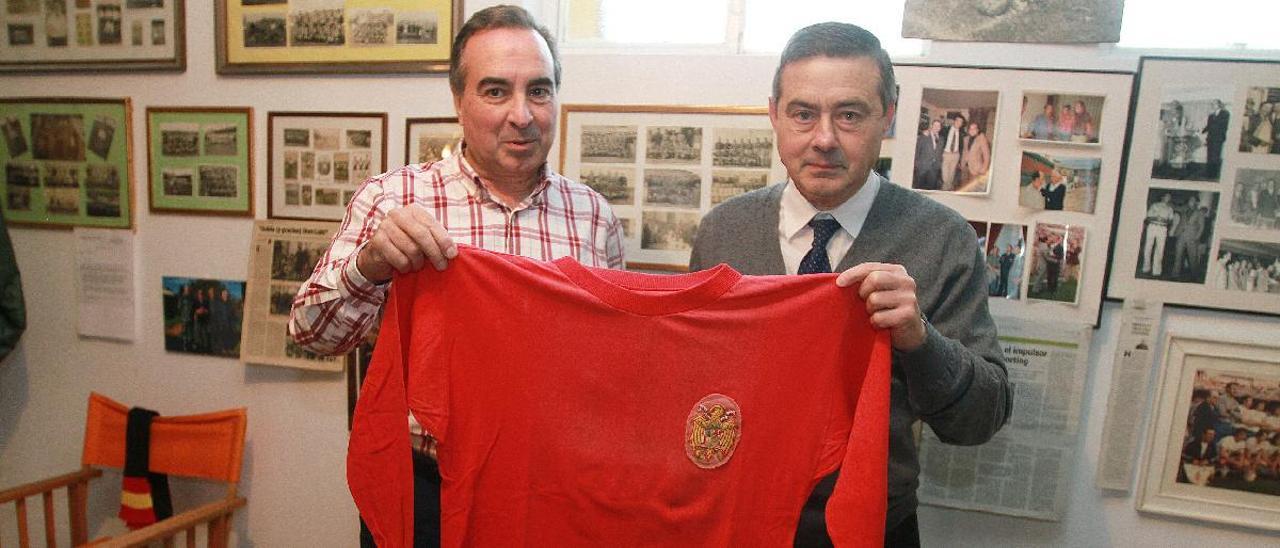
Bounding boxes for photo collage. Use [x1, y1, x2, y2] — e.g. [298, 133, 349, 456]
[272, 113, 383, 221]
[154, 117, 244, 203]
[3, 0, 172, 52]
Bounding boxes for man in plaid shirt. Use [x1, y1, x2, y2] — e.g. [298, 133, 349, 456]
[289, 6, 623, 546]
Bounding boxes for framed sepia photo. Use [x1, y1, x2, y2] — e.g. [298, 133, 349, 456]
[1106, 57, 1280, 316]
[559, 104, 787, 271]
[215, 0, 461, 74]
[267, 111, 387, 221]
[146, 107, 253, 216]
[0, 0, 185, 73]
[0, 97, 133, 228]
[1137, 326, 1280, 532]
[404, 117, 461, 166]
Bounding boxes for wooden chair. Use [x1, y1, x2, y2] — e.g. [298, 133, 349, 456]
[0, 393, 247, 548]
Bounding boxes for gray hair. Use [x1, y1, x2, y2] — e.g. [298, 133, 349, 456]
[449, 5, 561, 95]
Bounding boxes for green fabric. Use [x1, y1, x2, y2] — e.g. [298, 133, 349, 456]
[0, 212, 25, 359]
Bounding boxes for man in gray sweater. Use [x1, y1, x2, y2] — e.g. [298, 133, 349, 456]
[689, 22, 1011, 547]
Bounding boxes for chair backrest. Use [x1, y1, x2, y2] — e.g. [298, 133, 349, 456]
[80, 392, 247, 486]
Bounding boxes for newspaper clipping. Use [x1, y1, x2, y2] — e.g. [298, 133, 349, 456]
[241, 219, 344, 372]
[917, 316, 1091, 520]
[1096, 299, 1164, 491]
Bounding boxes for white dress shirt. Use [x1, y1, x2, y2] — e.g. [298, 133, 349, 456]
[778, 174, 881, 275]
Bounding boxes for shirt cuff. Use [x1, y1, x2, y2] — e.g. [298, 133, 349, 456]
[340, 241, 390, 302]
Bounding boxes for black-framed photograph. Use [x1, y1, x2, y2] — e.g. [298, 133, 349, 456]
[1151, 86, 1233, 182]
[0, 1, 185, 72]
[404, 117, 461, 166]
[267, 111, 387, 221]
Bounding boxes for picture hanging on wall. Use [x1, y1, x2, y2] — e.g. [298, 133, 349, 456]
[267, 111, 387, 221]
[146, 106, 253, 216]
[162, 276, 245, 359]
[1106, 57, 1280, 316]
[911, 88, 999, 194]
[215, 0, 461, 74]
[0, 0, 186, 72]
[404, 117, 461, 166]
[0, 97, 133, 228]
[558, 104, 787, 271]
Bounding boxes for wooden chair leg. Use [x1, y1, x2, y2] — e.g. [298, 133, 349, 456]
[16, 497, 30, 548]
[208, 515, 229, 548]
[185, 526, 196, 548]
[67, 481, 88, 547]
[41, 492, 56, 548]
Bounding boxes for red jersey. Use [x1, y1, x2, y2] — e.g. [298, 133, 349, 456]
[348, 247, 891, 547]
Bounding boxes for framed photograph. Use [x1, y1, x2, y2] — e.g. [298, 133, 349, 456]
[215, 0, 461, 74]
[558, 104, 787, 271]
[1018, 151, 1102, 213]
[162, 276, 246, 358]
[404, 117, 461, 166]
[267, 111, 387, 221]
[911, 88, 999, 194]
[0, 97, 133, 228]
[0, 0, 185, 72]
[1137, 327, 1280, 531]
[1106, 57, 1280, 316]
[1020, 92, 1105, 145]
[146, 107, 253, 216]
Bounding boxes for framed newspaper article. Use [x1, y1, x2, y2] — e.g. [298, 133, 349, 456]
[240, 219, 344, 372]
[0, 97, 133, 228]
[146, 106, 253, 216]
[267, 111, 387, 221]
[1136, 324, 1280, 531]
[0, 0, 186, 73]
[215, 0, 461, 74]
[558, 104, 787, 271]
[1106, 57, 1280, 316]
[404, 117, 461, 166]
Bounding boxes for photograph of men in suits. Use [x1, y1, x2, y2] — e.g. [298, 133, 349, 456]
[912, 118, 943, 190]
[1202, 99, 1229, 180]
[940, 115, 966, 190]
[916, 88, 999, 193]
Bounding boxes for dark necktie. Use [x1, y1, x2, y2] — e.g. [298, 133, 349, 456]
[798, 217, 842, 274]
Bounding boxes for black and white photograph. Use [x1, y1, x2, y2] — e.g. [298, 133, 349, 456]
[1230, 169, 1280, 230]
[313, 128, 339, 150]
[1135, 188, 1220, 284]
[284, 182, 299, 205]
[641, 210, 699, 252]
[7, 23, 34, 46]
[333, 151, 349, 182]
[416, 137, 454, 164]
[86, 185, 120, 217]
[711, 170, 768, 205]
[301, 151, 315, 180]
[1018, 151, 1101, 213]
[1175, 368, 1280, 493]
[44, 0, 68, 47]
[85, 163, 118, 190]
[31, 113, 85, 162]
[1, 116, 27, 158]
[6, 187, 31, 211]
[985, 223, 1026, 300]
[395, 11, 438, 44]
[350, 150, 371, 180]
[350, 8, 394, 46]
[75, 13, 92, 46]
[647, 126, 702, 164]
[269, 283, 299, 317]
[244, 13, 287, 48]
[283, 150, 299, 180]
[1027, 222, 1085, 304]
[130, 20, 144, 46]
[162, 168, 194, 196]
[1020, 92, 1104, 144]
[271, 240, 327, 282]
[289, 7, 344, 47]
[42, 162, 79, 188]
[126, 0, 164, 7]
[45, 187, 79, 215]
[151, 18, 165, 45]
[901, 0, 1123, 43]
[96, 4, 121, 45]
[316, 153, 332, 179]
[5, 162, 39, 187]
[6, 0, 39, 15]
[346, 129, 372, 149]
[580, 125, 636, 164]
[913, 88, 998, 193]
[643, 169, 700, 209]
[242, 0, 288, 5]
[314, 188, 340, 206]
[160, 123, 200, 157]
[712, 128, 772, 169]
[198, 164, 239, 198]
[1212, 240, 1280, 294]
[580, 167, 634, 205]
[1151, 86, 1233, 182]
[87, 115, 117, 160]
[204, 123, 238, 156]
[1239, 87, 1280, 155]
[162, 277, 246, 358]
[284, 128, 310, 147]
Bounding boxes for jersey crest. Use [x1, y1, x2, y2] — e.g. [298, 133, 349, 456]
[684, 393, 741, 469]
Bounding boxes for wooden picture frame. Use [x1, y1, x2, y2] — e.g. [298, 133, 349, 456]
[404, 117, 461, 166]
[266, 111, 387, 221]
[146, 106, 253, 216]
[0, 0, 186, 73]
[215, 0, 461, 75]
[1106, 57, 1280, 316]
[0, 97, 133, 229]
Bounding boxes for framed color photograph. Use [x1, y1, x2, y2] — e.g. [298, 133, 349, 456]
[215, 0, 461, 74]
[146, 107, 253, 216]
[0, 0, 185, 72]
[1137, 326, 1280, 532]
[404, 117, 461, 165]
[0, 97, 132, 228]
[559, 104, 787, 271]
[267, 111, 387, 221]
[162, 276, 246, 359]
[1106, 57, 1280, 316]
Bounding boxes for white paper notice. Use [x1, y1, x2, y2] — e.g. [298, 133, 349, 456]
[1095, 298, 1163, 491]
[75, 228, 136, 341]
[917, 316, 1091, 521]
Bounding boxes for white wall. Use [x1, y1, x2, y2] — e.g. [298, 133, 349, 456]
[2, 2, 1278, 546]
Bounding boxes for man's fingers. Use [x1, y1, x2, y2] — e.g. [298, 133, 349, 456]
[379, 225, 426, 273]
[426, 216, 458, 260]
[398, 209, 452, 270]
